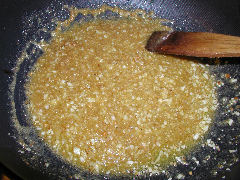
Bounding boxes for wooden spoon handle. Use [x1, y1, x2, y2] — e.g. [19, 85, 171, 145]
[145, 31, 240, 58]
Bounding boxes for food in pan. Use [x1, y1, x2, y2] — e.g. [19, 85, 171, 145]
[24, 7, 217, 175]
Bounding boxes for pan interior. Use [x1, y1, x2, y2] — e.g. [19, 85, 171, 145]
[8, 1, 240, 180]
[24, 11, 217, 175]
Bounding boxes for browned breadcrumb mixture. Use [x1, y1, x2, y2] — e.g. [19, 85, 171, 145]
[25, 17, 217, 175]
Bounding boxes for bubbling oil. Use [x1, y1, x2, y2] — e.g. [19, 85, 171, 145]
[25, 7, 217, 175]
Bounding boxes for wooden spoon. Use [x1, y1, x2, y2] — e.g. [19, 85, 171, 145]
[145, 31, 240, 58]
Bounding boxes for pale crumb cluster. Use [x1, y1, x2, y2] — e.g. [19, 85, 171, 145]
[26, 16, 217, 175]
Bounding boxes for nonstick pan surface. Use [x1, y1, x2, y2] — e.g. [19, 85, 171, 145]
[0, 0, 240, 179]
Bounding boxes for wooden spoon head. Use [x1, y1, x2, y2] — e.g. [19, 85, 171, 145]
[146, 31, 240, 58]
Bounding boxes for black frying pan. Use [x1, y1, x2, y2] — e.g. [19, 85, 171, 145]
[0, 0, 240, 179]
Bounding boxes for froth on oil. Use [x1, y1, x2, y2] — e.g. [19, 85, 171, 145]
[23, 6, 217, 176]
